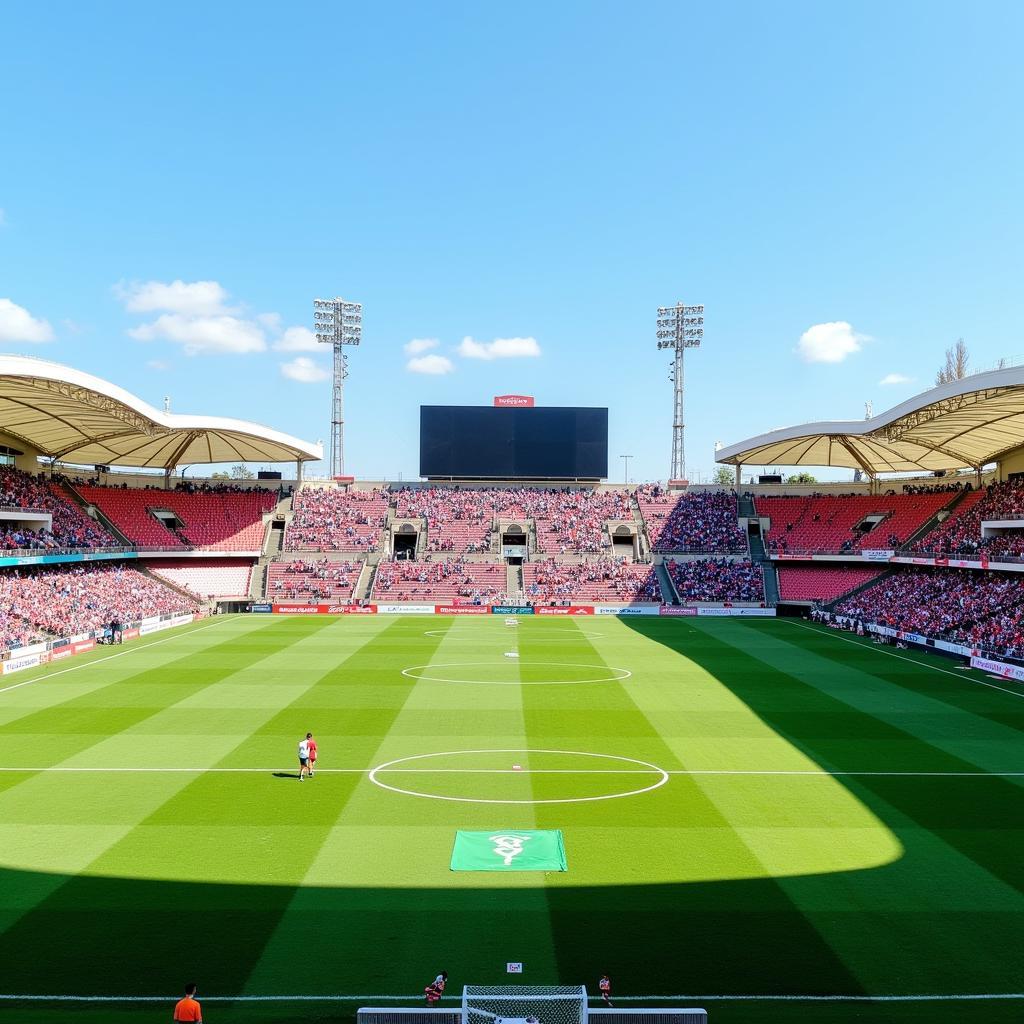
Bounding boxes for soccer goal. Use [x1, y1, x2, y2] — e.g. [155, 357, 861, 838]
[462, 985, 588, 1024]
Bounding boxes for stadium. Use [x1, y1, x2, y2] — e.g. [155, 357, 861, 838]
[0, 336, 1023, 1024]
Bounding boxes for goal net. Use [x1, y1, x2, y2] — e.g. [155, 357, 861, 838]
[462, 986, 587, 1024]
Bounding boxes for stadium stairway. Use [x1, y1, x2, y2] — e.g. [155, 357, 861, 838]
[823, 566, 897, 610]
[737, 493, 756, 519]
[630, 493, 651, 559]
[746, 527, 780, 605]
[59, 481, 134, 547]
[250, 563, 267, 600]
[139, 563, 201, 605]
[506, 562, 524, 598]
[901, 487, 973, 549]
[655, 561, 680, 604]
[353, 562, 374, 602]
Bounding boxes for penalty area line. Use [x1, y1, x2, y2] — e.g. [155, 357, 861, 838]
[1, 993, 1022, 1004]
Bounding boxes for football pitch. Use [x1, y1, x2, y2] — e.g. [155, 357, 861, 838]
[0, 613, 1022, 1024]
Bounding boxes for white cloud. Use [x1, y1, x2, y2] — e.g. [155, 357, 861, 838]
[0, 298, 54, 343]
[404, 338, 439, 355]
[879, 372, 913, 386]
[457, 335, 541, 360]
[129, 313, 266, 355]
[114, 279, 231, 315]
[407, 353, 455, 375]
[274, 326, 320, 352]
[280, 356, 329, 383]
[796, 321, 865, 364]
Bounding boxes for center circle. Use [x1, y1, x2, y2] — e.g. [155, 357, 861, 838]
[401, 661, 631, 684]
[368, 748, 670, 804]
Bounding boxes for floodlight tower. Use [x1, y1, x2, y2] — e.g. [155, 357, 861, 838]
[656, 302, 704, 482]
[313, 297, 362, 478]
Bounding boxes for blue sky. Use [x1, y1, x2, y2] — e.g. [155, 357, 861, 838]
[1, 1, 1022, 483]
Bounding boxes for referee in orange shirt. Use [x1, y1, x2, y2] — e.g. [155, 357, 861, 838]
[173, 982, 203, 1022]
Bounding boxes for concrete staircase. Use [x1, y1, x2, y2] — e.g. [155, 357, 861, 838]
[506, 563, 524, 599]
[824, 567, 895, 611]
[745, 526, 780, 605]
[355, 562, 376, 602]
[249, 564, 267, 600]
[57, 480, 134, 547]
[901, 489, 972, 550]
[656, 561, 680, 604]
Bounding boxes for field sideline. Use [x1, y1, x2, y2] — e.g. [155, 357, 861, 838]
[0, 613, 1021, 1024]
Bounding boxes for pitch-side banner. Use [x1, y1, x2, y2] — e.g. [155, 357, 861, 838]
[435, 605, 489, 615]
[376, 604, 434, 615]
[593, 605, 660, 616]
[659, 606, 698, 616]
[535, 606, 594, 616]
[696, 607, 776, 617]
[970, 655, 1024, 683]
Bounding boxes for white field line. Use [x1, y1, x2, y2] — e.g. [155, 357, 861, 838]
[0, 766, 1020, 777]
[787, 620, 1024, 699]
[0, 992, 1022, 1004]
[0, 619, 228, 696]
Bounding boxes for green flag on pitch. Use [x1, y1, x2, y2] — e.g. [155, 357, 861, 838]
[450, 830, 567, 871]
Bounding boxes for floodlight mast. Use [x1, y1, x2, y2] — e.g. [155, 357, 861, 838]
[656, 302, 704, 482]
[313, 297, 362, 478]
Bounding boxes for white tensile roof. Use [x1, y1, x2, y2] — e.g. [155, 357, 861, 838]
[717, 366, 1024, 474]
[0, 355, 322, 468]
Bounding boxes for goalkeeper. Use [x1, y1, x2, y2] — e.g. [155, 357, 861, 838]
[424, 971, 448, 1005]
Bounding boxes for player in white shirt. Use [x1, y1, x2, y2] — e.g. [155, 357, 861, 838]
[297, 736, 311, 781]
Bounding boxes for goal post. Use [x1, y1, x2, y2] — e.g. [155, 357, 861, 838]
[462, 986, 588, 1024]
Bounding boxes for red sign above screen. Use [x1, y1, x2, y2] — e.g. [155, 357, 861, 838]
[493, 395, 535, 407]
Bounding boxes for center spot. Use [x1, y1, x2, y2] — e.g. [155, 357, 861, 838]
[401, 661, 631, 684]
[368, 748, 670, 804]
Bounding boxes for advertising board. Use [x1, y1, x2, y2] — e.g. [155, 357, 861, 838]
[376, 604, 434, 615]
[491, 606, 535, 615]
[535, 606, 594, 616]
[435, 605, 490, 615]
[659, 606, 698, 616]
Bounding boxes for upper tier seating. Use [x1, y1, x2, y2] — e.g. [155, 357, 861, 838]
[285, 488, 389, 552]
[393, 487, 492, 553]
[667, 558, 764, 602]
[0, 467, 116, 550]
[78, 485, 275, 550]
[635, 486, 746, 552]
[523, 558, 660, 603]
[148, 559, 254, 599]
[758, 493, 953, 554]
[0, 562, 197, 642]
[266, 559, 362, 602]
[370, 559, 506, 603]
[913, 480, 1024, 557]
[777, 565, 886, 603]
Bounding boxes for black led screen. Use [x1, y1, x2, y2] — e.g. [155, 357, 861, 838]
[419, 406, 608, 479]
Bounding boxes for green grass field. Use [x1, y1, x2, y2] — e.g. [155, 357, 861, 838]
[0, 612, 1022, 1024]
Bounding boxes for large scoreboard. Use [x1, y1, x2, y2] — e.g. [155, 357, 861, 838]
[419, 405, 608, 480]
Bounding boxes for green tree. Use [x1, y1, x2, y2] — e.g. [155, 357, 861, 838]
[712, 466, 734, 486]
[230, 464, 256, 480]
[786, 471, 818, 484]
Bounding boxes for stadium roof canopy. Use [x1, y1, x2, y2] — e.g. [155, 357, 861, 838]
[0, 355, 322, 468]
[717, 366, 1024, 475]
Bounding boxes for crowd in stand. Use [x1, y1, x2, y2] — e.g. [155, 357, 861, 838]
[835, 568, 1024, 649]
[269, 559, 359, 601]
[667, 558, 764, 602]
[915, 479, 1024, 557]
[285, 488, 388, 552]
[524, 558, 660, 602]
[372, 558, 504, 603]
[635, 486, 745, 552]
[393, 487, 493, 553]
[0, 467, 116, 551]
[901, 480, 974, 495]
[0, 563, 196, 643]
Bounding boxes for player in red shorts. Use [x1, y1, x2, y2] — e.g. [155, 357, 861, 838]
[425, 971, 448, 1005]
[599, 974, 613, 1007]
[307, 732, 318, 777]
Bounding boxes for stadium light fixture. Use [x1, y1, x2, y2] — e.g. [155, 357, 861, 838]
[656, 302, 704, 482]
[314, 297, 362, 478]
[620, 454, 633, 484]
